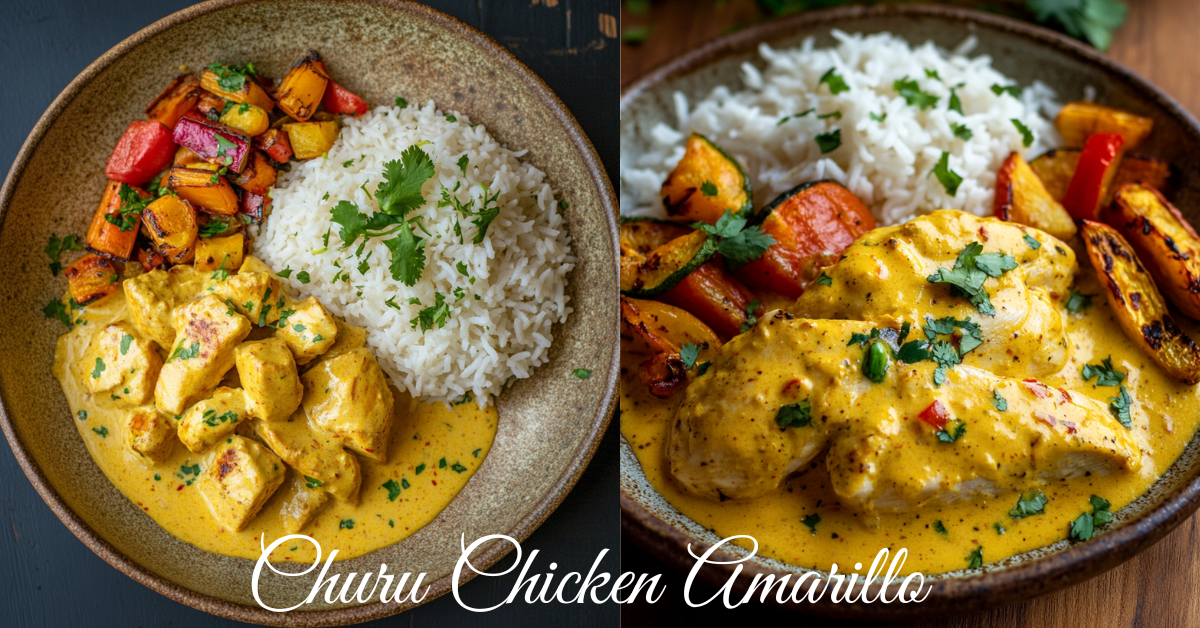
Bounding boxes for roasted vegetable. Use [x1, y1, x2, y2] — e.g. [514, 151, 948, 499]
[201, 66, 275, 112]
[195, 233, 245, 272]
[240, 190, 267, 222]
[661, 260, 761, 341]
[229, 150, 277, 195]
[661, 133, 753, 224]
[193, 90, 227, 117]
[620, 217, 692, 255]
[105, 120, 177, 186]
[145, 74, 202, 130]
[173, 145, 204, 167]
[620, 229, 716, 298]
[172, 114, 251, 172]
[253, 128, 293, 163]
[621, 296, 720, 398]
[142, 195, 199, 263]
[1080, 219, 1200, 384]
[136, 241, 166, 270]
[1055, 102, 1153, 150]
[64, 253, 120, 306]
[1063, 133, 1125, 221]
[994, 152, 1076, 241]
[275, 52, 329, 121]
[282, 120, 339, 160]
[86, 181, 152, 260]
[734, 181, 875, 299]
[322, 80, 368, 116]
[218, 101, 270, 137]
[168, 164, 240, 215]
[1108, 183, 1200, 319]
[1030, 149, 1173, 203]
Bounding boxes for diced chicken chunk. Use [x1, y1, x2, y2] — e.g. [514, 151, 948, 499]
[197, 435, 285, 531]
[235, 338, 303, 422]
[278, 472, 332, 534]
[81, 323, 161, 406]
[301, 348, 394, 462]
[309, 317, 366, 366]
[154, 294, 251, 415]
[123, 265, 207, 350]
[177, 386, 250, 453]
[123, 406, 175, 464]
[208, 272, 284, 327]
[273, 297, 338, 365]
[254, 415, 362, 504]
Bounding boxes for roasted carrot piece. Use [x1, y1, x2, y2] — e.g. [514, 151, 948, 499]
[193, 90, 227, 117]
[621, 296, 720, 398]
[734, 181, 875, 299]
[229, 151, 277, 195]
[146, 74, 202, 130]
[65, 253, 120, 306]
[253, 128, 293, 163]
[1107, 183, 1200, 319]
[1080, 220, 1200, 384]
[142, 195, 199, 264]
[994, 152, 1076, 241]
[136, 240, 166, 270]
[275, 52, 329, 121]
[86, 181, 152, 260]
[660, 260, 761, 341]
[168, 164, 240, 215]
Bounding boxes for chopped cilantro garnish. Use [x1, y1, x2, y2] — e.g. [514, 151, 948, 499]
[296, 270, 310, 284]
[439, 457, 447, 469]
[304, 476, 323, 489]
[700, 180, 718, 197]
[452, 462, 467, 473]
[933, 520, 947, 535]
[92, 426, 108, 438]
[207, 62, 257, 93]
[415, 463, 426, 475]
[445, 114, 457, 122]
[1023, 234, 1042, 250]
[991, 83, 1023, 98]
[692, 210, 775, 268]
[119, 334, 133, 356]
[741, 299, 761, 333]
[931, 151, 963, 196]
[1082, 357, 1126, 387]
[870, 111, 887, 122]
[967, 546, 984, 569]
[457, 154, 469, 175]
[91, 358, 106, 379]
[573, 368, 592, 379]
[395, 97, 407, 108]
[1070, 495, 1113, 541]
[815, 129, 842, 154]
[893, 76, 939, 109]
[801, 513, 821, 533]
[1066, 291, 1093, 312]
[696, 361, 711, 376]
[816, 273, 832, 286]
[105, 183, 153, 232]
[1009, 489, 1049, 519]
[339, 519, 355, 530]
[926, 242, 1017, 315]
[993, 389, 1008, 411]
[776, 400, 813, 429]
[382, 479, 401, 501]
[948, 87, 963, 114]
[819, 67, 849, 94]
[167, 341, 201, 362]
[951, 123, 973, 141]
[680, 343, 700, 369]
[1011, 119, 1034, 147]
[43, 298, 72, 328]
[411, 292, 450, 332]
[936, 419, 967, 443]
[45, 233, 83, 276]
[1109, 385, 1133, 428]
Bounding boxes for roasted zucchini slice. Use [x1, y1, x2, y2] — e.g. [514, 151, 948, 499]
[661, 133, 753, 224]
[1080, 219, 1200, 384]
[620, 229, 716, 298]
[1108, 183, 1200, 319]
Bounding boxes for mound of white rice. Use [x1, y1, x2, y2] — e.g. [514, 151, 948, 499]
[254, 102, 574, 405]
[621, 30, 1065, 226]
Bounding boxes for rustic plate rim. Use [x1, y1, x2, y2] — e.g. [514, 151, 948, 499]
[619, 3, 1200, 619]
[0, 0, 619, 625]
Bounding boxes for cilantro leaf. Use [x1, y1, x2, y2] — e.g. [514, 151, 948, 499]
[1109, 384, 1133, 428]
[198, 218, 229, 239]
[816, 273, 832, 286]
[375, 145, 434, 217]
[1009, 489, 1049, 519]
[1082, 357, 1126, 387]
[870, 111, 887, 122]
[694, 210, 775, 267]
[411, 292, 450, 332]
[801, 513, 821, 533]
[457, 154, 469, 175]
[896, 340, 929, 363]
[382, 479, 401, 501]
[893, 76, 939, 110]
[776, 400, 812, 429]
[330, 201, 368, 248]
[207, 62, 256, 93]
[105, 183, 153, 232]
[573, 368, 592, 379]
[951, 123, 973, 141]
[1029, 0, 1128, 51]
[680, 343, 700, 369]
[948, 87, 963, 114]
[991, 83, 1023, 98]
[932, 151, 963, 196]
[967, 546, 984, 569]
[815, 129, 842, 154]
[993, 389, 1008, 411]
[933, 520, 948, 535]
[45, 233, 83, 276]
[1023, 234, 1042, 250]
[974, 253, 1018, 277]
[1066, 291, 1093, 312]
[1070, 495, 1114, 541]
[383, 223, 426, 287]
[740, 299, 761, 333]
[699, 180, 718, 197]
[819, 67, 849, 94]
[1011, 119, 1034, 147]
[937, 419, 967, 443]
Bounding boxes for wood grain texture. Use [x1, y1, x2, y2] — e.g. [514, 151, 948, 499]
[619, 1, 1200, 626]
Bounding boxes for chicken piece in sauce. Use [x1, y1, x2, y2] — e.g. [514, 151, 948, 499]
[207, 271, 284, 327]
[301, 348, 395, 462]
[123, 265, 207, 350]
[177, 386, 249, 453]
[154, 294, 251, 415]
[197, 435, 286, 531]
[278, 472, 333, 534]
[81, 322, 161, 406]
[273, 297, 338, 365]
[253, 414, 362, 504]
[235, 338, 303, 422]
[123, 405, 176, 464]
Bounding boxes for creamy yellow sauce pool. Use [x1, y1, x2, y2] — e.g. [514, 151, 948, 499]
[621, 271, 1200, 575]
[54, 294, 497, 563]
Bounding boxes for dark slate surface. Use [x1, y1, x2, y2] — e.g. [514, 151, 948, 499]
[0, 1, 619, 625]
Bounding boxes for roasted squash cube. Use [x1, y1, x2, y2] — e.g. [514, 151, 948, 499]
[146, 74, 202, 130]
[301, 348, 395, 462]
[197, 435, 285, 531]
[123, 406, 176, 464]
[195, 233, 245, 273]
[200, 66, 275, 112]
[229, 150, 277, 195]
[275, 53, 329, 121]
[177, 386, 249, 453]
[661, 133, 753, 224]
[282, 121, 338, 160]
[154, 294, 252, 415]
[168, 165, 240, 215]
[254, 414, 362, 504]
[142, 194, 199, 263]
[273, 297, 338, 365]
[173, 145, 204, 167]
[65, 253, 120, 306]
[81, 322, 162, 406]
[235, 338, 303, 422]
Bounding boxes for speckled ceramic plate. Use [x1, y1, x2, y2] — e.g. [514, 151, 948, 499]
[0, 0, 617, 625]
[621, 5, 1200, 620]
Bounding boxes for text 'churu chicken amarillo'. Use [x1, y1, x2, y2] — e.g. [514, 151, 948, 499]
[668, 213, 1139, 516]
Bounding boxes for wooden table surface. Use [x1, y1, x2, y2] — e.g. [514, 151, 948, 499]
[619, 1, 1200, 627]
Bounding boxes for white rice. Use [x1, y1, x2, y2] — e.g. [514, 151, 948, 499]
[621, 30, 1064, 226]
[253, 102, 574, 405]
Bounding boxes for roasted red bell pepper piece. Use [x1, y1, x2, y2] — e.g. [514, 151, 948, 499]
[918, 400, 949, 430]
[172, 114, 251, 172]
[735, 181, 875, 299]
[105, 120, 177, 186]
[1063, 133, 1125, 221]
[322, 80, 369, 116]
[253, 128, 293, 163]
[661, 259, 760, 341]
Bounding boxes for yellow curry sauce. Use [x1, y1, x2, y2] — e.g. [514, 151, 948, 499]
[54, 294, 496, 563]
[622, 227, 1200, 576]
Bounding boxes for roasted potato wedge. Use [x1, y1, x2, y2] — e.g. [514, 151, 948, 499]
[1030, 149, 1173, 204]
[661, 133, 753, 224]
[1080, 220, 1200, 383]
[621, 296, 721, 398]
[275, 52, 329, 122]
[65, 253, 120, 306]
[218, 101, 270, 137]
[142, 194, 199, 264]
[1107, 183, 1200, 319]
[994, 152, 1076, 241]
[145, 74, 202, 130]
[195, 233, 245, 273]
[168, 164, 240, 215]
[1055, 102, 1153, 150]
